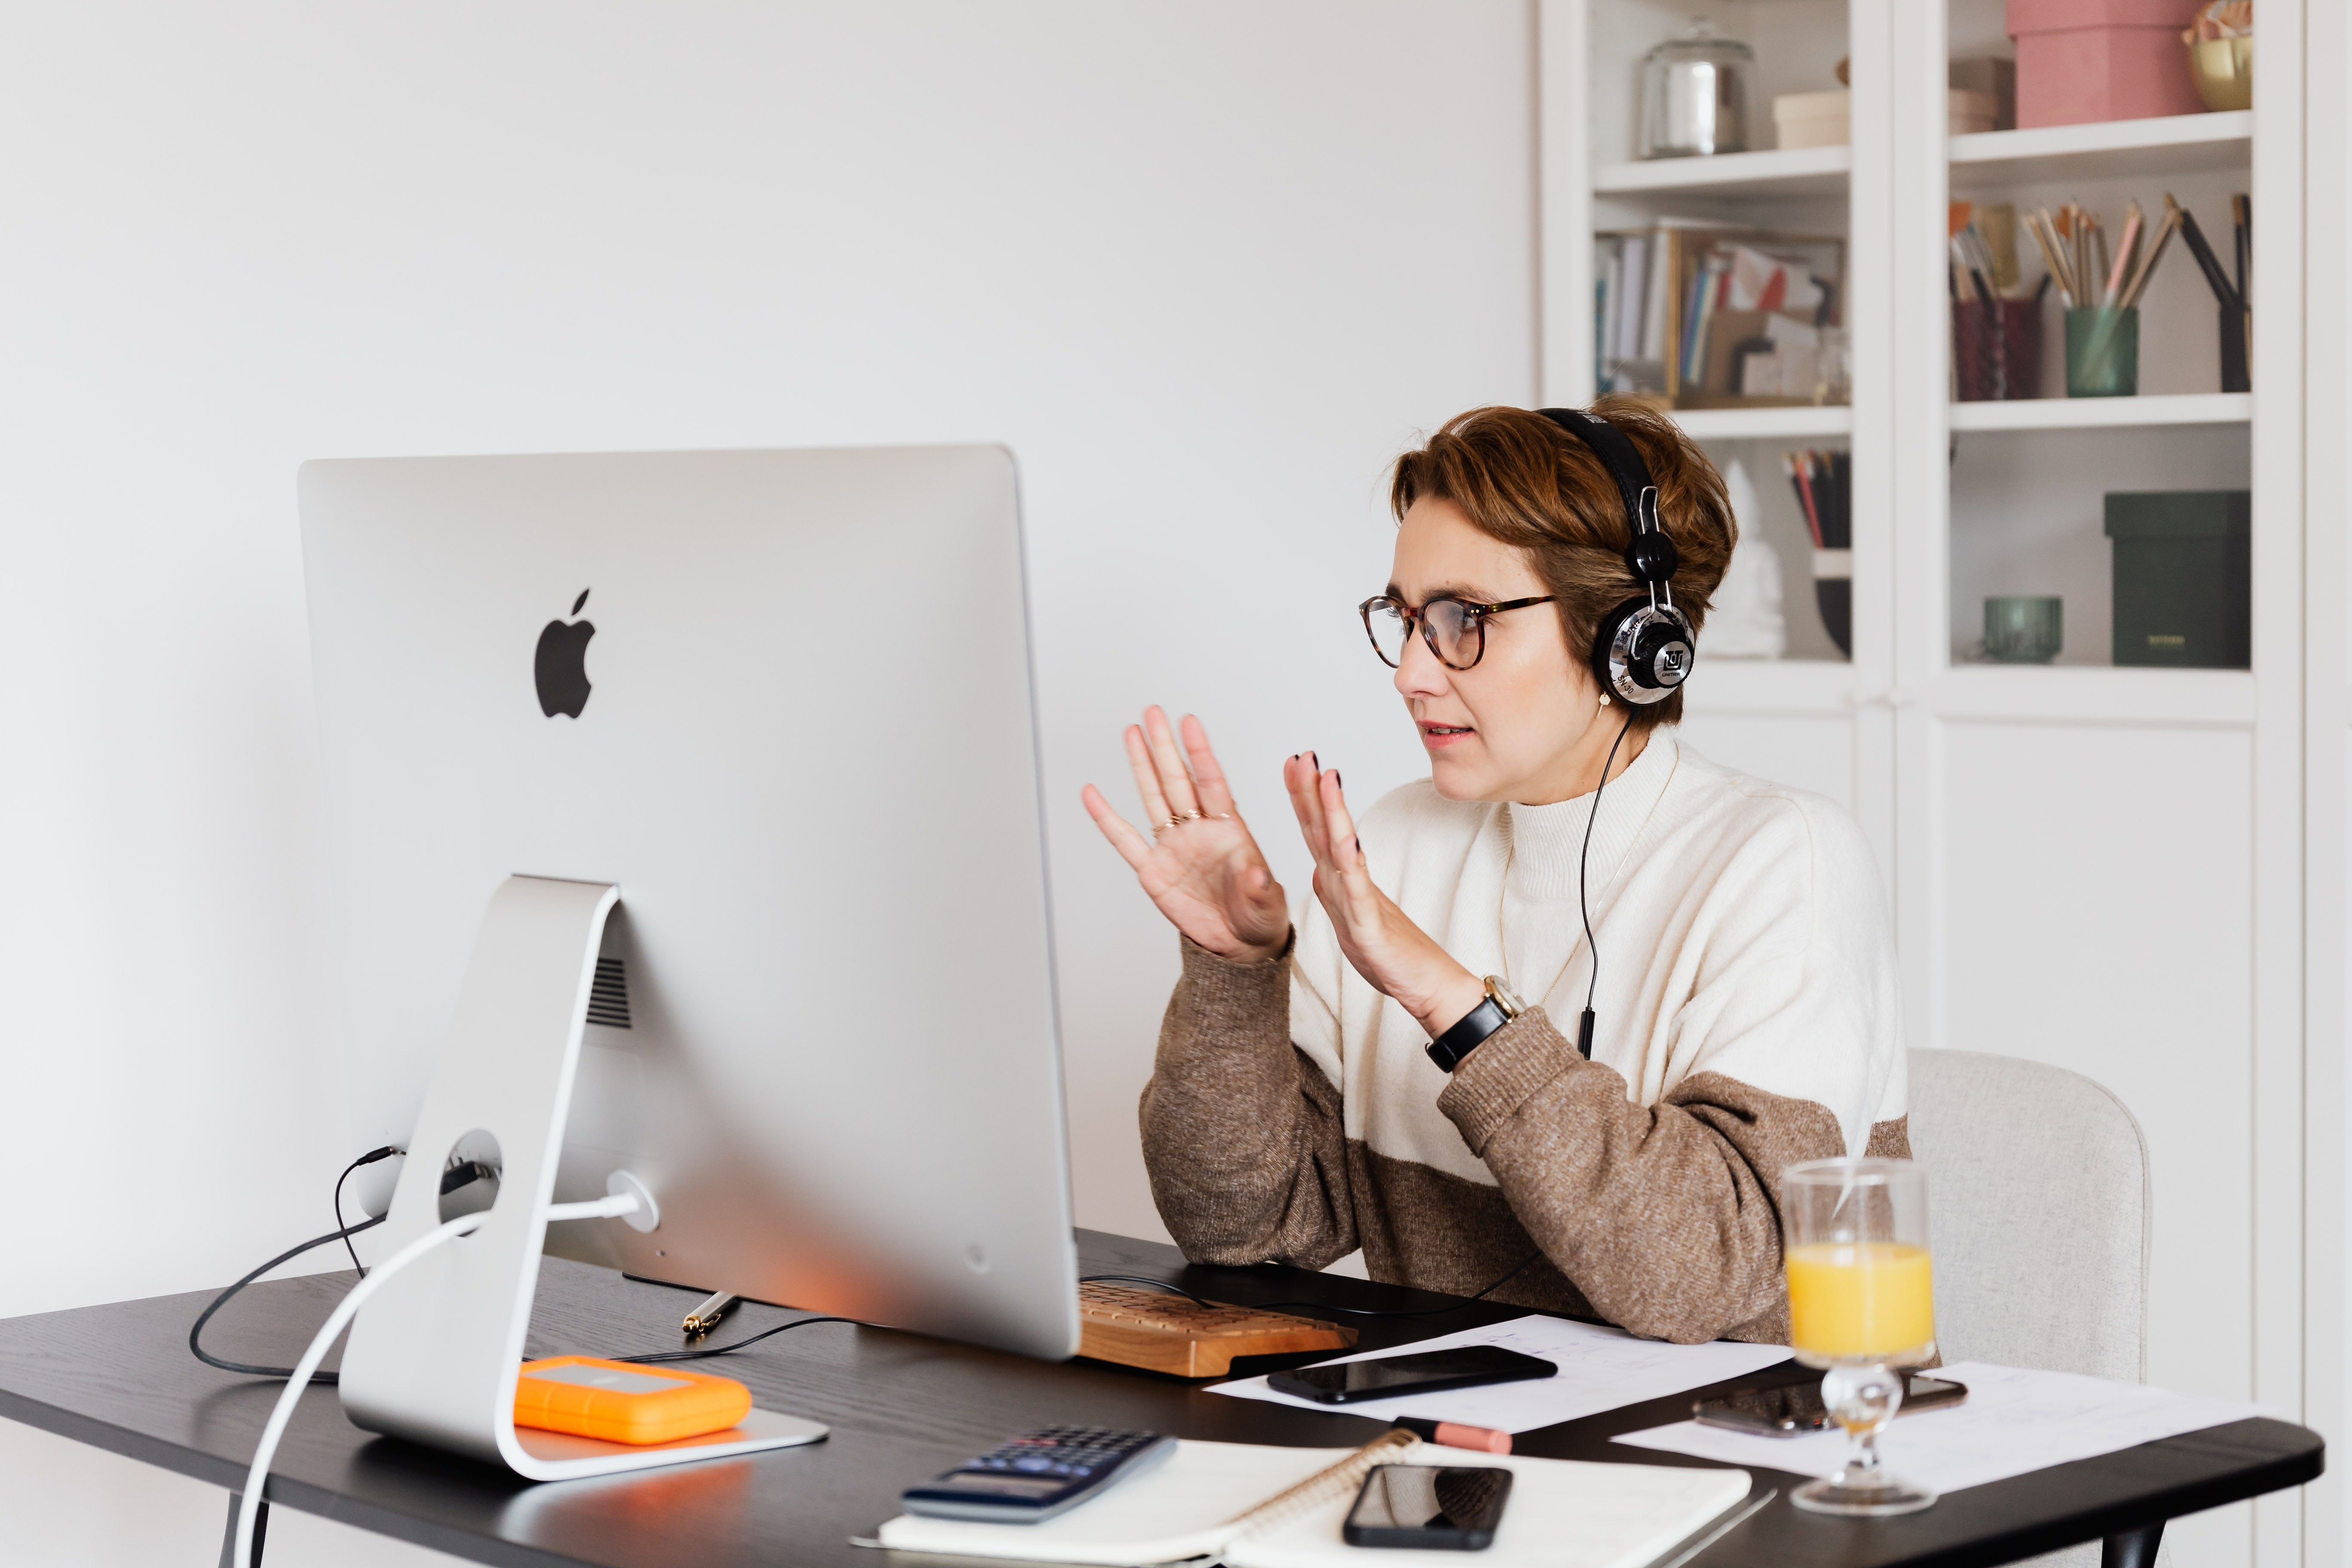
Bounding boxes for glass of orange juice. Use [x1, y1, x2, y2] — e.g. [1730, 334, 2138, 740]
[1782, 1157, 1938, 1517]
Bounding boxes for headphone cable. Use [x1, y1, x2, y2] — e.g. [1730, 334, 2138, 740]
[1574, 714, 1635, 1060]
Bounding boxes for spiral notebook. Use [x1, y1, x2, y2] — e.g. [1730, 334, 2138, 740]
[864, 1430, 1755, 1568]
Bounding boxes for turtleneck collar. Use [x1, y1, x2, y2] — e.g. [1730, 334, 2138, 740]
[1502, 731, 1678, 904]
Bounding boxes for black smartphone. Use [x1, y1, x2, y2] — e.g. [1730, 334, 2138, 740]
[1692, 1375, 1967, 1436]
[1344, 1465, 1513, 1550]
[1267, 1346, 1556, 1405]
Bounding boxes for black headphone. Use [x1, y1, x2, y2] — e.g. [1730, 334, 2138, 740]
[1535, 407, 1695, 706]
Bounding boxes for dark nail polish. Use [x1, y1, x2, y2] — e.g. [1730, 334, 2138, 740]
[1335, 771, 1343, 787]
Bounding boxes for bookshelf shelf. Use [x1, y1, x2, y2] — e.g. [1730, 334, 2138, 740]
[1593, 145, 1850, 201]
[1947, 392, 2251, 432]
[1670, 405, 1854, 441]
[1949, 111, 2251, 187]
[1681, 662, 2255, 725]
[1927, 665, 2254, 726]
[1680, 658, 1856, 717]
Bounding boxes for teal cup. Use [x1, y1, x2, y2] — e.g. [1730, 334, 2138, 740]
[2065, 307, 2138, 398]
[1984, 596, 2063, 663]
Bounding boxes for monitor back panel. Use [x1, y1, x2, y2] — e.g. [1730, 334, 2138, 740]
[300, 444, 1078, 1360]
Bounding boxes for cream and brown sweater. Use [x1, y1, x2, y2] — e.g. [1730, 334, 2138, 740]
[1139, 736, 1907, 1346]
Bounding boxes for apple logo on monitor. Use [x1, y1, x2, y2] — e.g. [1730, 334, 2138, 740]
[535, 589, 595, 718]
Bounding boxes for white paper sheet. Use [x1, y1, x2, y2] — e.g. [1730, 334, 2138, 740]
[1207, 1315, 1792, 1434]
[1612, 1360, 2268, 1494]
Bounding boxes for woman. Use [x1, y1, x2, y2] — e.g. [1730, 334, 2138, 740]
[1080, 401, 1904, 1346]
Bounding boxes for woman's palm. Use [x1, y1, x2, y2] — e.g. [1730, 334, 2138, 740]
[1081, 708, 1289, 964]
[1135, 815, 1286, 955]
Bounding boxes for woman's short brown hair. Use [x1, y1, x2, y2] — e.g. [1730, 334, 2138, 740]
[1389, 398, 1735, 732]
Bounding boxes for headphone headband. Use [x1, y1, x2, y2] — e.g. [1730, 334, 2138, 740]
[1535, 406, 1654, 529]
[1531, 405, 1694, 708]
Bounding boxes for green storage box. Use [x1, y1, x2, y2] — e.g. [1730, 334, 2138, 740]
[2103, 490, 2249, 668]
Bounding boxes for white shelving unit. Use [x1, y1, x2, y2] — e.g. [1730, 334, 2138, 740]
[1950, 109, 2253, 183]
[1594, 143, 1850, 198]
[1543, 7, 2322, 1567]
[1946, 390, 2251, 431]
[1667, 404, 1854, 439]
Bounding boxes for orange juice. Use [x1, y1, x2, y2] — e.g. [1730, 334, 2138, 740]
[1784, 1242, 1936, 1360]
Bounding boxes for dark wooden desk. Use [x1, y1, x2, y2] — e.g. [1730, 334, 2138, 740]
[0, 1229, 2319, 1568]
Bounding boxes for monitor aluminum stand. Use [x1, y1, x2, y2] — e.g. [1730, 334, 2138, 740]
[336, 875, 827, 1479]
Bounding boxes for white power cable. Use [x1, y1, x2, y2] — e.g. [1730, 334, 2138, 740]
[229, 1189, 644, 1568]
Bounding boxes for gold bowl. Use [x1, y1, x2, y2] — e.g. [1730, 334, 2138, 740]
[2189, 35, 2252, 113]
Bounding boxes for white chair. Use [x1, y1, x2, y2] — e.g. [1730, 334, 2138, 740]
[1904, 1047, 2156, 1568]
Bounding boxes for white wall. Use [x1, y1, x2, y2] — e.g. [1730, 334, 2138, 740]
[0, 3, 1534, 1561]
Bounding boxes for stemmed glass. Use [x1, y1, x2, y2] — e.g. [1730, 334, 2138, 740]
[1782, 1157, 1939, 1517]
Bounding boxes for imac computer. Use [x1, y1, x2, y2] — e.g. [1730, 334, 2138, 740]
[297, 444, 1078, 1482]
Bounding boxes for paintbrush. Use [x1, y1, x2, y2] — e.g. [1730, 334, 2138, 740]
[2118, 199, 2182, 310]
[2027, 208, 2075, 306]
[2231, 193, 2250, 303]
[2103, 202, 2143, 308]
[2177, 202, 2244, 310]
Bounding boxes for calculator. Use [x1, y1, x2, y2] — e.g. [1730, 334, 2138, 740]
[900, 1425, 1179, 1523]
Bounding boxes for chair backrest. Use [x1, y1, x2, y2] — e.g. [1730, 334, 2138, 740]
[1905, 1047, 2151, 1383]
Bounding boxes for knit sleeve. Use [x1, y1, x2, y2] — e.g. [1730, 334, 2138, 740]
[1436, 1002, 1868, 1344]
[1136, 934, 1358, 1270]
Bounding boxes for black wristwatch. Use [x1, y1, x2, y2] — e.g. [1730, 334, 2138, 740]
[1424, 977, 1526, 1073]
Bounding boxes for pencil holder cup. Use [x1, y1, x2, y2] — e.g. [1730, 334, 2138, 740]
[1954, 299, 2043, 401]
[1984, 596, 2063, 664]
[2219, 305, 2251, 394]
[2065, 307, 2138, 398]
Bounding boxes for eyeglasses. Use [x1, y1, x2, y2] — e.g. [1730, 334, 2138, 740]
[1359, 594, 1559, 671]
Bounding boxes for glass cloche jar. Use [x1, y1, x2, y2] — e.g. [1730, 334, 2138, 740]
[1639, 19, 1753, 159]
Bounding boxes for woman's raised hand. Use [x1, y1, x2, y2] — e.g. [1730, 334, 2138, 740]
[1285, 756, 1485, 1037]
[1082, 708, 1291, 963]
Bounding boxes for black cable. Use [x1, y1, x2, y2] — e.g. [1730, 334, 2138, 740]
[189, 1215, 388, 1383]
[1574, 714, 1636, 1059]
[196, 1154, 491, 1383]
[615, 1314, 858, 1364]
[332, 1145, 403, 1278]
[1084, 1250, 1544, 1322]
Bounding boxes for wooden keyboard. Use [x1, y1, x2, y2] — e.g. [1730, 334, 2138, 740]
[1076, 1281, 1357, 1378]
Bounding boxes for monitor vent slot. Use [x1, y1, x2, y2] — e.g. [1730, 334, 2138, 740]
[587, 957, 633, 1029]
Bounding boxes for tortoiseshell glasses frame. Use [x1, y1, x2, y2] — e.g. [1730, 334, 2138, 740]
[1359, 594, 1560, 671]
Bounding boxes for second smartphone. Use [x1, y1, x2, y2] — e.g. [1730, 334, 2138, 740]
[1693, 1375, 1967, 1436]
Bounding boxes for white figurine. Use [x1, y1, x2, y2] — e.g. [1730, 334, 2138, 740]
[1705, 456, 1787, 658]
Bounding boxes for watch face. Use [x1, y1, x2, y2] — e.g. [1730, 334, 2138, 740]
[1488, 978, 1527, 1016]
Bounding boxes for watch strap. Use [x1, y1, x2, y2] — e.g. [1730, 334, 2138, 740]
[1425, 994, 1510, 1073]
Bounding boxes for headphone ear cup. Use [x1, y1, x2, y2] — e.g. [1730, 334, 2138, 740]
[1593, 601, 1696, 705]
[1590, 599, 1645, 702]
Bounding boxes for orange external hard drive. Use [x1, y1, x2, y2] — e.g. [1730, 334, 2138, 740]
[513, 1357, 754, 1446]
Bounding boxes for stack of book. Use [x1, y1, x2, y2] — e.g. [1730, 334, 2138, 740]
[1784, 448, 1853, 658]
[1784, 449, 1849, 551]
[1596, 226, 1844, 408]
